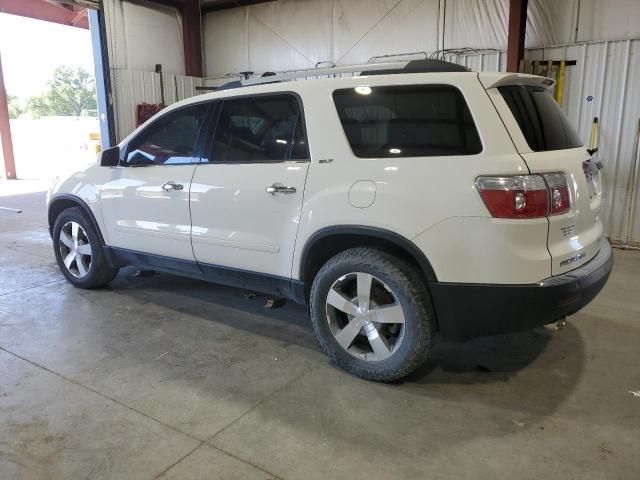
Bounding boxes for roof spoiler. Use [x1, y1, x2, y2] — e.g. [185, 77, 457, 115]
[479, 73, 555, 90]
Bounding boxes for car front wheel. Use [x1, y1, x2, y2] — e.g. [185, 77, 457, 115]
[309, 248, 436, 381]
[52, 207, 119, 288]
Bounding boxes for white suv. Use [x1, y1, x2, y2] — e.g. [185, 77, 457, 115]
[47, 60, 613, 381]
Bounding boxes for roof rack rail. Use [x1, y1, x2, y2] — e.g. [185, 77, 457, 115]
[217, 59, 470, 91]
[367, 59, 469, 75]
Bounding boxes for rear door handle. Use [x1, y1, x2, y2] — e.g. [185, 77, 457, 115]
[162, 181, 184, 192]
[266, 183, 296, 195]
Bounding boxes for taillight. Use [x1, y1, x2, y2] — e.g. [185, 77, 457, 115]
[475, 173, 571, 219]
[542, 172, 571, 215]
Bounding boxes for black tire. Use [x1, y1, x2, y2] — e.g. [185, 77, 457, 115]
[309, 248, 436, 381]
[52, 207, 119, 288]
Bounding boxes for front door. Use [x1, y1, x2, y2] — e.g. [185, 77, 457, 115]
[100, 103, 209, 260]
[190, 93, 310, 278]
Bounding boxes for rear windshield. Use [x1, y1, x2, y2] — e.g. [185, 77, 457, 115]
[499, 85, 582, 152]
[332, 85, 482, 158]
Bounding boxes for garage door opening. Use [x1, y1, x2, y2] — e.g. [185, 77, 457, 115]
[0, 1, 111, 194]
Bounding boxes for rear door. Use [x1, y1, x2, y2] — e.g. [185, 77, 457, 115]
[189, 93, 310, 278]
[482, 74, 603, 275]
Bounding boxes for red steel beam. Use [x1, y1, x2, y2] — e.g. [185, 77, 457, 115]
[71, 8, 88, 28]
[0, 0, 88, 29]
[0, 53, 17, 180]
[506, 0, 528, 73]
[181, 0, 203, 77]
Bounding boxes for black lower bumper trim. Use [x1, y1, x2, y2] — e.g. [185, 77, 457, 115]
[429, 239, 614, 341]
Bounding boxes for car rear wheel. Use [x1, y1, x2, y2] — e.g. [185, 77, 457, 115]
[52, 207, 119, 288]
[309, 248, 436, 381]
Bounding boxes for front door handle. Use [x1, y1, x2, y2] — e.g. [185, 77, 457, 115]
[162, 181, 184, 192]
[266, 183, 296, 195]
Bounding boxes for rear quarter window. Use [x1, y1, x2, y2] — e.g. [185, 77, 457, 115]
[498, 85, 582, 152]
[332, 85, 482, 158]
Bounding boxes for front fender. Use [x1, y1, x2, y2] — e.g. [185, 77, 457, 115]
[47, 165, 110, 244]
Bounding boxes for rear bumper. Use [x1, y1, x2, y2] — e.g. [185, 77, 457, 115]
[429, 239, 614, 341]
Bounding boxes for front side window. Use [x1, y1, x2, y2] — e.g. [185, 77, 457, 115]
[211, 94, 309, 163]
[125, 103, 209, 166]
[499, 85, 582, 152]
[332, 84, 482, 158]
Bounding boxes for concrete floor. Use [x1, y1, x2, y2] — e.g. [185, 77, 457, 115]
[1, 183, 639, 480]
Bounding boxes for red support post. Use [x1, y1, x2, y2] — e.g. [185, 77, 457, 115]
[0, 53, 17, 180]
[506, 0, 528, 73]
[181, 0, 203, 77]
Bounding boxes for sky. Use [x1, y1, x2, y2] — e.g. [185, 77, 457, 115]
[0, 13, 95, 102]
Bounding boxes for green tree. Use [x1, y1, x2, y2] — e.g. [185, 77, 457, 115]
[27, 66, 97, 118]
[7, 95, 23, 119]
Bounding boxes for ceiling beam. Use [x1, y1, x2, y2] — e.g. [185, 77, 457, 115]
[71, 8, 87, 27]
[201, 0, 276, 14]
[139, 0, 186, 9]
[0, 0, 88, 29]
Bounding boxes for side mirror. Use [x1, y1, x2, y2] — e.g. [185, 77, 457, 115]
[99, 146, 120, 167]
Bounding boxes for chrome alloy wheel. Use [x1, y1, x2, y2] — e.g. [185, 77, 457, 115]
[326, 272, 406, 362]
[59, 221, 92, 278]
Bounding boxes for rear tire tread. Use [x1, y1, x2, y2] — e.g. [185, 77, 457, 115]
[309, 247, 436, 382]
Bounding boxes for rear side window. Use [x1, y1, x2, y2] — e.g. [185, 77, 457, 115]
[499, 85, 582, 152]
[332, 85, 482, 158]
[211, 94, 309, 163]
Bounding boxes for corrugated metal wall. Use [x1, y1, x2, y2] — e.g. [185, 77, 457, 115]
[109, 39, 640, 245]
[440, 41, 640, 245]
[527, 40, 640, 246]
[110, 69, 203, 142]
[103, 0, 205, 142]
[104, 0, 640, 245]
[443, 51, 506, 72]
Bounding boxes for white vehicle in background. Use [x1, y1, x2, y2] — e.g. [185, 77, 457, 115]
[47, 60, 613, 381]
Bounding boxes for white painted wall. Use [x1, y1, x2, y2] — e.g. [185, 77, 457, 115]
[203, 0, 441, 77]
[103, 0, 185, 74]
[446, 0, 640, 48]
[203, 0, 640, 77]
[444, 0, 577, 49]
[576, 0, 640, 43]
